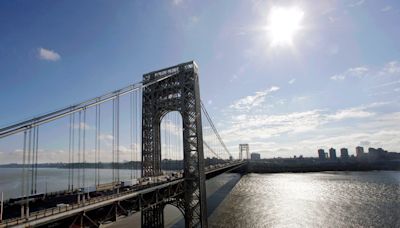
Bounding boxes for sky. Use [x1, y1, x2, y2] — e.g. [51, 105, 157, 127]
[0, 0, 400, 163]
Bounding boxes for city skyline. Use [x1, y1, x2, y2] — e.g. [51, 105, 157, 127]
[1, 0, 400, 161]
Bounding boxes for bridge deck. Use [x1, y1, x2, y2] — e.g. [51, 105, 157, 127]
[0, 161, 246, 228]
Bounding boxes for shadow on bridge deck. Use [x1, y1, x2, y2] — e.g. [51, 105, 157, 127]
[171, 173, 242, 228]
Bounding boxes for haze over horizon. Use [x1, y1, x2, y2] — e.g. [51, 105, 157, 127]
[1, 0, 400, 162]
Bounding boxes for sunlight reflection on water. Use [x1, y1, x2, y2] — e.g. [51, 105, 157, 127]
[208, 171, 400, 228]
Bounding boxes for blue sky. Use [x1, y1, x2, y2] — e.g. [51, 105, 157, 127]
[0, 0, 400, 162]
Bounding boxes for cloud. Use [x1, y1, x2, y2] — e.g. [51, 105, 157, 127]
[330, 66, 369, 80]
[161, 120, 182, 136]
[371, 80, 400, 89]
[326, 107, 375, 120]
[172, 0, 183, 5]
[359, 140, 370, 146]
[379, 61, 400, 75]
[190, 16, 199, 24]
[328, 16, 339, 23]
[38, 47, 61, 61]
[381, 6, 392, 12]
[220, 110, 324, 143]
[221, 108, 400, 158]
[292, 96, 309, 102]
[99, 134, 113, 141]
[230, 86, 280, 111]
[288, 78, 296, 84]
[348, 0, 365, 7]
[332, 60, 400, 81]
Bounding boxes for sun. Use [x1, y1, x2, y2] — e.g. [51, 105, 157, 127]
[266, 6, 304, 47]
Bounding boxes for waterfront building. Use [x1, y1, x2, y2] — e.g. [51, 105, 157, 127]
[318, 149, 325, 159]
[368, 147, 387, 160]
[340, 148, 349, 159]
[329, 148, 337, 159]
[250, 153, 261, 160]
[356, 146, 364, 158]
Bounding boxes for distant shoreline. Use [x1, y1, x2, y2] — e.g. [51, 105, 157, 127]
[246, 159, 400, 173]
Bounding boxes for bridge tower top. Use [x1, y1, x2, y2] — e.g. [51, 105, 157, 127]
[239, 144, 249, 160]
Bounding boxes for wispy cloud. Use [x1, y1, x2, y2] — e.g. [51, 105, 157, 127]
[288, 78, 296, 84]
[332, 60, 400, 81]
[222, 102, 387, 143]
[172, 0, 183, 6]
[230, 86, 280, 111]
[292, 96, 309, 102]
[348, 0, 365, 8]
[331, 66, 369, 80]
[326, 107, 375, 120]
[370, 80, 400, 89]
[99, 134, 113, 141]
[379, 61, 400, 75]
[38, 47, 61, 61]
[381, 6, 392, 12]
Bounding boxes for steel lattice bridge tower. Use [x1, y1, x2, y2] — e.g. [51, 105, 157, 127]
[0, 61, 246, 228]
[141, 61, 207, 227]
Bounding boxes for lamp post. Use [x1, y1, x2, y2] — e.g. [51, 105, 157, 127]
[1, 192, 4, 222]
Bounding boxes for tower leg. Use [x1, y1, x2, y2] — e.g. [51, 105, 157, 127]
[141, 204, 164, 228]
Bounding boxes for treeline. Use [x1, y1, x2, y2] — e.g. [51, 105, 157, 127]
[0, 157, 228, 170]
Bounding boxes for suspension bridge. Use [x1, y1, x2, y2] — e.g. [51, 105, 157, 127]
[0, 61, 247, 228]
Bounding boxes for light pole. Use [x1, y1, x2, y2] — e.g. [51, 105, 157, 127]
[1, 192, 3, 222]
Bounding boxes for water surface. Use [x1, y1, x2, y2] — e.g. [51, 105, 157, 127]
[209, 171, 400, 228]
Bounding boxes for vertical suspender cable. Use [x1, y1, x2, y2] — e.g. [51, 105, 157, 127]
[168, 115, 171, 172]
[82, 109, 86, 189]
[78, 111, 81, 189]
[27, 128, 32, 196]
[175, 112, 180, 171]
[21, 131, 27, 198]
[97, 104, 101, 185]
[116, 95, 120, 183]
[26, 128, 31, 212]
[130, 91, 133, 180]
[94, 105, 98, 186]
[135, 90, 139, 178]
[68, 115, 72, 191]
[162, 117, 166, 173]
[30, 127, 36, 194]
[71, 113, 75, 190]
[112, 99, 115, 184]
[34, 126, 39, 194]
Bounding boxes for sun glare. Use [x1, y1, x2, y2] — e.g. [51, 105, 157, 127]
[267, 6, 304, 47]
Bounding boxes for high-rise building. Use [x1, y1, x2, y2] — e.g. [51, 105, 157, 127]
[318, 149, 326, 159]
[329, 148, 337, 159]
[250, 153, 261, 160]
[340, 148, 349, 159]
[356, 146, 364, 158]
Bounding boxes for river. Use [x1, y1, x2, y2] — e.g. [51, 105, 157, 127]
[1, 169, 399, 227]
[208, 171, 400, 228]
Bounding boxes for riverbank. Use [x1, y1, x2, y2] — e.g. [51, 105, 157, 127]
[247, 159, 400, 173]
